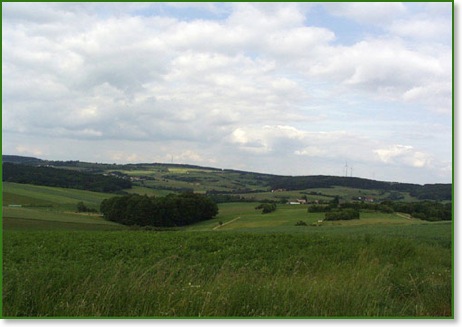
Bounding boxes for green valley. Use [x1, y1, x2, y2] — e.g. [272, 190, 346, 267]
[1, 156, 453, 318]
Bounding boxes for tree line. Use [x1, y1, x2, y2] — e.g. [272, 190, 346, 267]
[2, 163, 132, 193]
[308, 199, 451, 222]
[100, 192, 219, 227]
[268, 176, 452, 201]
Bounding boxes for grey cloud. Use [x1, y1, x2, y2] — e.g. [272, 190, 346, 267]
[2, 2, 452, 184]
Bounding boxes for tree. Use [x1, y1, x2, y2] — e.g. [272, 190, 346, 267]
[330, 196, 340, 207]
[100, 193, 219, 227]
[255, 203, 277, 214]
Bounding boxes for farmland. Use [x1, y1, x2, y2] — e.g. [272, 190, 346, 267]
[1, 161, 454, 318]
[3, 226, 452, 317]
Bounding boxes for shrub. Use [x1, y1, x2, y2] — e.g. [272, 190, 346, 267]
[255, 203, 277, 214]
[324, 209, 360, 221]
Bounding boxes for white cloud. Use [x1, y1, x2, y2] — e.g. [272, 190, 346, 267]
[306, 38, 449, 104]
[374, 144, 432, 168]
[1, 2, 452, 184]
[15, 145, 43, 157]
[388, 17, 451, 41]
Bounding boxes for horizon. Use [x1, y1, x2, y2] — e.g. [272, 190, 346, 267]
[2, 2, 452, 185]
[2, 153, 451, 186]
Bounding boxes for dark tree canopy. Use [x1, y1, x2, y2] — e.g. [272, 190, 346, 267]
[268, 176, 452, 201]
[100, 192, 219, 227]
[324, 209, 360, 221]
[2, 163, 132, 193]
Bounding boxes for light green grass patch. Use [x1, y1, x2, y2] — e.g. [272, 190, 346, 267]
[3, 182, 112, 207]
[2, 207, 118, 226]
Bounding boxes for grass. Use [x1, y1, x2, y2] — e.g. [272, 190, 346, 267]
[186, 203, 428, 233]
[2, 207, 125, 230]
[1, 182, 453, 317]
[3, 228, 452, 317]
[2, 182, 126, 231]
[124, 185, 173, 197]
[3, 182, 113, 211]
[3, 217, 127, 231]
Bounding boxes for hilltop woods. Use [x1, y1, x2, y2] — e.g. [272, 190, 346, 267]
[100, 193, 219, 227]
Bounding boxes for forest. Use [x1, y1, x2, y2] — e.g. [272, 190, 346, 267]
[2, 163, 132, 193]
[268, 175, 452, 201]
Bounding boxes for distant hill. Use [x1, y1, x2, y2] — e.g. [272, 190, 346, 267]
[2, 162, 132, 193]
[2, 155, 45, 165]
[267, 175, 451, 201]
[2, 155, 452, 201]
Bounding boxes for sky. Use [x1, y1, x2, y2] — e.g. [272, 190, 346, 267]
[2, 2, 453, 184]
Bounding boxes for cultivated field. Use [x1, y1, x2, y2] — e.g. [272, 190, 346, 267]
[1, 181, 453, 317]
[3, 226, 452, 317]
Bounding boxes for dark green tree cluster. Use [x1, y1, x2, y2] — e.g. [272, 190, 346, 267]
[2, 163, 132, 193]
[324, 208, 360, 221]
[269, 175, 451, 201]
[339, 202, 394, 213]
[312, 200, 451, 222]
[307, 197, 341, 213]
[255, 202, 277, 214]
[206, 194, 255, 203]
[390, 201, 452, 221]
[100, 192, 219, 227]
[307, 205, 331, 213]
[410, 184, 453, 201]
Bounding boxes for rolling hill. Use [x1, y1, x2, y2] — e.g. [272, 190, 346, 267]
[2, 155, 452, 202]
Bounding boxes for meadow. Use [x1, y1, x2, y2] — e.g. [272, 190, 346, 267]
[1, 182, 453, 317]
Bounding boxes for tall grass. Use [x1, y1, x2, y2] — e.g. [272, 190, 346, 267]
[3, 229, 452, 317]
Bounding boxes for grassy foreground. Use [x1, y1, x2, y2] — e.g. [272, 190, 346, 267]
[3, 226, 452, 317]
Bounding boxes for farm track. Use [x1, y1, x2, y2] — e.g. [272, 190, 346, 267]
[213, 216, 241, 230]
[396, 213, 412, 220]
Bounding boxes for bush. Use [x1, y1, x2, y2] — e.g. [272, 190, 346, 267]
[324, 209, 360, 221]
[255, 203, 277, 214]
[295, 220, 307, 226]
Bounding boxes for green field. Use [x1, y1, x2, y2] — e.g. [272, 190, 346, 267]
[3, 227, 452, 317]
[1, 182, 453, 317]
[2, 182, 124, 231]
[3, 182, 112, 210]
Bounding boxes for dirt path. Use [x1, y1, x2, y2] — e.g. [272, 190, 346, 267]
[213, 216, 241, 230]
[396, 213, 412, 220]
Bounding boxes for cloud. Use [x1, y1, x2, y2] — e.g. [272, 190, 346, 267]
[2, 2, 452, 184]
[388, 17, 451, 41]
[15, 145, 43, 157]
[305, 37, 450, 107]
[374, 144, 432, 168]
